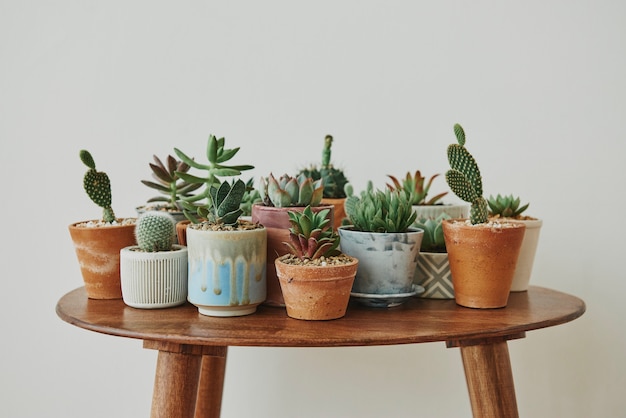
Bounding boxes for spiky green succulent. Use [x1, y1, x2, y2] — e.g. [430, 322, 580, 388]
[173, 134, 254, 223]
[386, 170, 448, 206]
[141, 154, 202, 209]
[445, 124, 489, 225]
[298, 135, 349, 199]
[259, 173, 324, 208]
[413, 212, 451, 253]
[488, 194, 530, 218]
[204, 179, 246, 226]
[344, 182, 417, 233]
[283, 205, 340, 260]
[79, 149, 116, 223]
[135, 211, 176, 252]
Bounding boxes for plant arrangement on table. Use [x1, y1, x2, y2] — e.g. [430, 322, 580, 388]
[275, 205, 358, 320]
[297, 134, 350, 230]
[68, 150, 137, 300]
[386, 170, 469, 221]
[174, 135, 266, 317]
[412, 212, 455, 299]
[136, 154, 202, 225]
[251, 172, 334, 307]
[339, 181, 424, 308]
[487, 194, 542, 292]
[120, 211, 188, 309]
[442, 123, 526, 308]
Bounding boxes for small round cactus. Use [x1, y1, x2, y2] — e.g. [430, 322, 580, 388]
[135, 212, 176, 252]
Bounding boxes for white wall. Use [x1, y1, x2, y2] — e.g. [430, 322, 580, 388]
[2, 1, 624, 417]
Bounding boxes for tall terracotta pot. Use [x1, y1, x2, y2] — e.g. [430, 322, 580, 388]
[275, 257, 358, 320]
[442, 219, 525, 309]
[251, 204, 334, 307]
[68, 220, 137, 299]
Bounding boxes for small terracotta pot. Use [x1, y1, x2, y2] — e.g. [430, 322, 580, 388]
[442, 219, 525, 309]
[275, 257, 358, 320]
[175, 220, 191, 246]
[68, 220, 137, 299]
[251, 204, 334, 307]
[321, 197, 347, 231]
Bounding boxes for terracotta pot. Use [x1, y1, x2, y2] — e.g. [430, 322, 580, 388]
[442, 219, 525, 309]
[321, 197, 346, 231]
[275, 257, 358, 320]
[68, 220, 137, 299]
[251, 204, 334, 307]
[175, 220, 191, 246]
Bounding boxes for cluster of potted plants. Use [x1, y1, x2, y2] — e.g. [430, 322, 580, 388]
[68, 126, 543, 320]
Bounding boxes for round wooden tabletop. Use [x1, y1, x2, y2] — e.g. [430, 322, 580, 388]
[56, 286, 585, 348]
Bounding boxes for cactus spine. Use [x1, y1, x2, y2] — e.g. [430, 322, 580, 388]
[80, 150, 116, 223]
[445, 124, 488, 224]
[135, 212, 176, 252]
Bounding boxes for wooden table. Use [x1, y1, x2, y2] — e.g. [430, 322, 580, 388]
[56, 286, 585, 418]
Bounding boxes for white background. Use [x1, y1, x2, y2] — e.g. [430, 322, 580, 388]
[2, 1, 624, 417]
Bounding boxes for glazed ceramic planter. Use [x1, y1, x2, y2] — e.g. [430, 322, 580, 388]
[275, 257, 358, 320]
[442, 219, 525, 308]
[338, 227, 423, 307]
[412, 202, 469, 221]
[120, 245, 188, 309]
[251, 204, 334, 307]
[414, 251, 454, 299]
[509, 218, 542, 292]
[68, 219, 137, 299]
[186, 224, 267, 317]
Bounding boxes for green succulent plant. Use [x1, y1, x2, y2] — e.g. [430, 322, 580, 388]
[79, 149, 116, 223]
[344, 182, 417, 233]
[386, 171, 448, 206]
[239, 177, 262, 217]
[298, 135, 349, 199]
[413, 212, 451, 253]
[445, 123, 489, 225]
[488, 194, 530, 218]
[283, 205, 340, 261]
[173, 134, 254, 223]
[205, 179, 247, 226]
[140, 154, 202, 210]
[135, 211, 176, 252]
[259, 173, 324, 208]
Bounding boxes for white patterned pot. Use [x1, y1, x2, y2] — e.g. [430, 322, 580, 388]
[120, 245, 188, 309]
[510, 218, 543, 291]
[414, 251, 454, 299]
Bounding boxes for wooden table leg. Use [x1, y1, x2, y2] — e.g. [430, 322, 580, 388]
[195, 347, 228, 418]
[143, 342, 228, 418]
[447, 333, 525, 418]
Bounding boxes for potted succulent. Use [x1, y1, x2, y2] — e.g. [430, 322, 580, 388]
[185, 179, 267, 317]
[251, 173, 334, 307]
[275, 206, 359, 320]
[120, 211, 188, 309]
[413, 212, 455, 299]
[386, 170, 468, 220]
[136, 153, 202, 225]
[172, 134, 255, 245]
[297, 135, 350, 230]
[442, 124, 526, 308]
[338, 182, 423, 308]
[488, 194, 542, 292]
[68, 150, 137, 299]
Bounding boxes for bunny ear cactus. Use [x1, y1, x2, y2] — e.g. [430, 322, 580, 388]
[135, 211, 176, 252]
[259, 173, 324, 208]
[80, 150, 116, 223]
[445, 124, 489, 225]
[283, 205, 340, 261]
